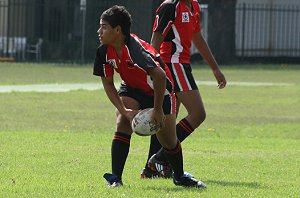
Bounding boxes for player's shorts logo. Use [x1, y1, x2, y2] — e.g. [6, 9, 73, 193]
[182, 12, 189, 22]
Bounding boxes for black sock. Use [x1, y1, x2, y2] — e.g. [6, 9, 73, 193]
[155, 118, 194, 162]
[111, 132, 131, 180]
[163, 140, 184, 180]
[144, 134, 161, 169]
[176, 118, 194, 142]
[155, 147, 168, 161]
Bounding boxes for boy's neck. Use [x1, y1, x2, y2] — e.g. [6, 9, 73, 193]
[111, 37, 126, 58]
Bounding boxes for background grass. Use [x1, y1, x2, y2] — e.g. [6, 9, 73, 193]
[0, 62, 299, 197]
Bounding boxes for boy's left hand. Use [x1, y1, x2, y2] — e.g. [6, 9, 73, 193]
[213, 69, 227, 89]
[151, 108, 166, 129]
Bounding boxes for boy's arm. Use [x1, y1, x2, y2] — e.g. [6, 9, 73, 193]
[101, 76, 135, 121]
[193, 32, 227, 89]
[147, 67, 166, 128]
[151, 31, 164, 52]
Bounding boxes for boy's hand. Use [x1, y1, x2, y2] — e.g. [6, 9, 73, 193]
[213, 69, 227, 89]
[124, 108, 139, 122]
[151, 108, 166, 129]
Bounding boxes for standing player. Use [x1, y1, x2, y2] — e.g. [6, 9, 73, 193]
[94, 5, 206, 188]
[141, 0, 227, 178]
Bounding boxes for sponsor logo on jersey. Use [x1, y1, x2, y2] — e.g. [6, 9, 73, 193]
[182, 12, 189, 22]
[126, 60, 136, 69]
[107, 59, 117, 69]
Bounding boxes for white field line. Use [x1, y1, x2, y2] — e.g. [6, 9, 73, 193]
[195, 81, 294, 87]
[0, 81, 294, 93]
[0, 83, 103, 93]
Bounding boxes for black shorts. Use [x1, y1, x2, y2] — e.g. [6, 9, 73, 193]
[118, 83, 176, 115]
[166, 63, 198, 92]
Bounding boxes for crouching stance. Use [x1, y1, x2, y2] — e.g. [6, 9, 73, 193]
[93, 5, 206, 188]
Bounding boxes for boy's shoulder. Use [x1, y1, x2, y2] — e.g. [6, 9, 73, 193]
[96, 44, 110, 57]
[159, 0, 178, 9]
[129, 34, 158, 56]
[162, 0, 178, 5]
[98, 44, 108, 52]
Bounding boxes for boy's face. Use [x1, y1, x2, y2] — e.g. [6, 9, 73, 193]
[97, 19, 119, 45]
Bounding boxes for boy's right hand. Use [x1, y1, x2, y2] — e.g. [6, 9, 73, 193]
[124, 108, 139, 122]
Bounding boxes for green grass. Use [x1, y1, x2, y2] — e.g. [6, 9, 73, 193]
[0, 62, 96, 85]
[0, 62, 299, 197]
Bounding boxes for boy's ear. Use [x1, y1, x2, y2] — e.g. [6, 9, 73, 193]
[115, 25, 122, 34]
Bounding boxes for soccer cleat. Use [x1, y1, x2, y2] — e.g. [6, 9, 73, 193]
[183, 171, 194, 178]
[173, 172, 206, 188]
[140, 168, 160, 179]
[103, 173, 123, 188]
[147, 154, 173, 178]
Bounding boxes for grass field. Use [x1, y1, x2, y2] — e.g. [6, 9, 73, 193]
[0, 62, 299, 197]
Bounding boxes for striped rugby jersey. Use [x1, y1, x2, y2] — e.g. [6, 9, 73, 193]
[93, 34, 174, 96]
[153, 0, 201, 63]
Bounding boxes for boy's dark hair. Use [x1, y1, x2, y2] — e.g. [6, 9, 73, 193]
[100, 5, 132, 39]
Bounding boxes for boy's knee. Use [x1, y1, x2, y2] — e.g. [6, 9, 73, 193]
[199, 111, 206, 123]
[189, 110, 206, 128]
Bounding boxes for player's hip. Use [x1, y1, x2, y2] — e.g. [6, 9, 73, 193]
[165, 63, 198, 92]
[118, 83, 176, 115]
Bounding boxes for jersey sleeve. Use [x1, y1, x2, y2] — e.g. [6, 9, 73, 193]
[129, 35, 160, 73]
[152, 3, 176, 37]
[93, 45, 114, 77]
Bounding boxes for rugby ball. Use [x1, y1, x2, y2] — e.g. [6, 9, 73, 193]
[131, 108, 160, 136]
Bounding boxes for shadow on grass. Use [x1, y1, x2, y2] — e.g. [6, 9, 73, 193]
[143, 180, 262, 191]
[143, 185, 207, 192]
[206, 180, 263, 188]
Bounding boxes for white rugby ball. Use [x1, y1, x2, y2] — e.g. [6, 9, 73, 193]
[131, 108, 160, 136]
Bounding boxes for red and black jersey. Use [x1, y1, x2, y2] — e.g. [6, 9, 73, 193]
[93, 34, 174, 96]
[153, 0, 201, 64]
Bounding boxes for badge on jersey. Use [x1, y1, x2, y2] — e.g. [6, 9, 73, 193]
[107, 59, 117, 69]
[126, 60, 135, 69]
[182, 12, 189, 22]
